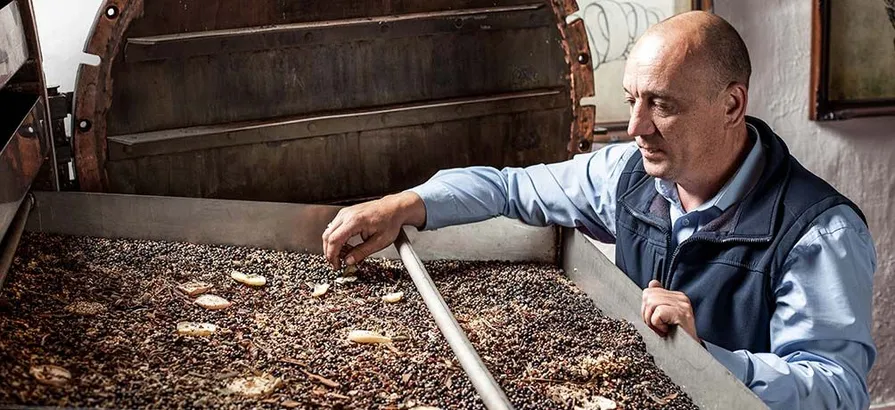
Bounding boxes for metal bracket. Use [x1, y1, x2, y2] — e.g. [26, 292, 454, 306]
[47, 86, 77, 190]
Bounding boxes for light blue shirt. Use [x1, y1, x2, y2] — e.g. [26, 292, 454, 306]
[409, 126, 876, 409]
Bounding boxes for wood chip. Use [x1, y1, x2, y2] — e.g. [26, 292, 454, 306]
[176, 322, 218, 336]
[281, 399, 301, 408]
[64, 301, 106, 316]
[334, 276, 357, 284]
[304, 371, 340, 388]
[176, 281, 213, 297]
[402, 373, 411, 383]
[311, 283, 330, 298]
[195, 294, 232, 310]
[30, 365, 71, 387]
[348, 330, 392, 344]
[280, 357, 307, 367]
[381, 292, 404, 303]
[225, 374, 281, 397]
[230, 270, 267, 287]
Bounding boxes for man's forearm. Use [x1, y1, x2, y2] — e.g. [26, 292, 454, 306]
[705, 341, 872, 409]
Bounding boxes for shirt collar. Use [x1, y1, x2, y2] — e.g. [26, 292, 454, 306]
[655, 123, 766, 214]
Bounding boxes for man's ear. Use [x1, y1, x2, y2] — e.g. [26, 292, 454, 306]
[723, 82, 748, 128]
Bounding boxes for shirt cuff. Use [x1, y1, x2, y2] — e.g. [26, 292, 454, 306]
[406, 183, 453, 231]
[704, 341, 751, 384]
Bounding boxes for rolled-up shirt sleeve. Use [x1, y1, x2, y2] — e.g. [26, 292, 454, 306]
[705, 204, 876, 409]
[408, 142, 638, 243]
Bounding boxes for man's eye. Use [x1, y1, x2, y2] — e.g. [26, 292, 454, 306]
[625, 99, 635, 107]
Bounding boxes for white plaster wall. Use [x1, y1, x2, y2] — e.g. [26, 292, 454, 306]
[716, 0, 895, 405]
[32, 0, 103, 92]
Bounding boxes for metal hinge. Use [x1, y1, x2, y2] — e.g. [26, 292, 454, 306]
[46, 86, 78, 190]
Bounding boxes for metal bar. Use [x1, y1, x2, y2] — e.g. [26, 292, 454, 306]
[125, 4, 551, 62]
[561, 228, 768, 409]
[0, 1, 29, 90]
[0, 193, 33, 290]
[394, 228, 514, 410]
[106, 88, 568, 160]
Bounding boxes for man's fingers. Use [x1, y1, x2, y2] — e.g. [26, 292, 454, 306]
[324, 220, 361, 269]
[648, 279, 663, 288]
[650, 305, 674, 336]
[344, 234, 392, 267]
[322, 217, 344, 267]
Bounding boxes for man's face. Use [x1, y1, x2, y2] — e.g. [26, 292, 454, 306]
[622, 34, 726, 183]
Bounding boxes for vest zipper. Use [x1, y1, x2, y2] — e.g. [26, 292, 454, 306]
[665, 234, 770, 288]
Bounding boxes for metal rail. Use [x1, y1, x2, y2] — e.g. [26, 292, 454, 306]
[394, 228, 514, 410]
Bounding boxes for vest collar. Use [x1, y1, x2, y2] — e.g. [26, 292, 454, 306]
[618, 116, 790, 242]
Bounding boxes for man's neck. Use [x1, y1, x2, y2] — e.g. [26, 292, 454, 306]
[676, 126, 752, 212]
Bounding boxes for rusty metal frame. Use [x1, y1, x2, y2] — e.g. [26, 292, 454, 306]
[73, 0, 143, 192]
[550, 0, 596, 155]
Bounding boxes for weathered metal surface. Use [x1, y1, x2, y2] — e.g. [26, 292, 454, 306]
[0, 94, 49, 239]
[550, 0, 596, 155]
[72, 0, 596, 202]
[0, 1, 29, 91]
[24, 191, 557, 263]
[107, 89, 567, 160]
[125, 4, 554, 63]
[73, 0, 143, 191]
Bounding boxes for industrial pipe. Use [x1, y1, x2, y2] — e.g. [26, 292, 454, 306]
[394, 228, 514, 410]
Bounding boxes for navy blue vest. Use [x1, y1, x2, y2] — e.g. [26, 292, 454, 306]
[613, 116, 867, 353]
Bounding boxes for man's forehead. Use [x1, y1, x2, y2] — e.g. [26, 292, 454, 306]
[623, 34, 692, 94]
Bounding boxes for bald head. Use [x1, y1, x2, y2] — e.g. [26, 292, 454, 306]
[640, 11, 751, 91]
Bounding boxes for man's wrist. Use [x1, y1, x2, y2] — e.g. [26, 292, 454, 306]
[391, 191, 427, 229]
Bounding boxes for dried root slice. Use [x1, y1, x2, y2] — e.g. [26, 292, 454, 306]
[176, 322, 218, 336]
[195, 294, 232, 310]
[230, 270, 267, 287]
[30, 365, 71, 387]
[176, 281, 213, 297]
[64, 301, 106, 316]
[225, 374, 281, 397]
[311, 283, 330, 298]
[348, 330, 392, 344]
[334, 276, 357, 285]
[381, 292, 404, 303]
[343, 264, 358, 275]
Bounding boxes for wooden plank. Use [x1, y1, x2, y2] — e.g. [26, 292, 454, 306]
[105, 108, 569, 204]
[124, 0, 540, 37]
[107, 89, 568, 160]
[106, 25, 567, 135]
[126, 4, 553, 62]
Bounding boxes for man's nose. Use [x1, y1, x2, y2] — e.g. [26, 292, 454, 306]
[627, 102, 657, 137]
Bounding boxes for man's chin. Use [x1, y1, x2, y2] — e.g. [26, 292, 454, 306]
[643, 161, 670, 179]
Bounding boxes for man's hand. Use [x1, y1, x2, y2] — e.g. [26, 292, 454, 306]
[641, 280, 700, 342]
[321, 192, 426, 270]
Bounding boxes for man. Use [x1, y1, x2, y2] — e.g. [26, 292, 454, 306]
[321, 11, 876, 409]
